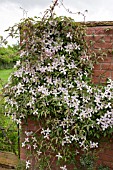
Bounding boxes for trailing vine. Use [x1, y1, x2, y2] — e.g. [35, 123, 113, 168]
[2, 1, 113, 169]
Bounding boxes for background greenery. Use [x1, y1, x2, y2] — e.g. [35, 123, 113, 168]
[0, 47, 18, 155]
[0, 69, 13, 88]
[0, 45, 19, 69]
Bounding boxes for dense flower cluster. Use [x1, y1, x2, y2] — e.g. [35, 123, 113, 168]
[3, 14, 113, 169]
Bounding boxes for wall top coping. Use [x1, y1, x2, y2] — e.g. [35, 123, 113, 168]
[79, 21, 113, 27]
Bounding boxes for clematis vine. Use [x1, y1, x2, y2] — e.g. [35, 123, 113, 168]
[3, 4, 113, 170]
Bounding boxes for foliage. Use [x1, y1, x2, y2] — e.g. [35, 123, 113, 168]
[98, 165, 110, 170]
[79, 152, 96, 170]
[0, 70, 18, 154]
[3, 1, 113, 169]
[0, 69, 13, 88]
[0, 45, 19, 69]
[0, 35, 7, 46]
[79, 152, 110, 170]
[0, 115, 18, 154]
[16, 160, 26, 170]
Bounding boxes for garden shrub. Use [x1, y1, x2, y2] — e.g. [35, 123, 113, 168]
[0, 45, 19, 69]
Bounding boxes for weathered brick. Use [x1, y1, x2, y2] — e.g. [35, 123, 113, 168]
[91, 36, 106, 43]
[103, 36, 112, 42]
[86, 35, 111, 44]
[98, 154, 113, 162]
[92, 77, 100, 84]
[86, 27, 95, 35]
[98, 56, 113, 63]
[93, 70, 111, 78]
[94, 26, 113, 35]
[111, 71, 113, 79]
[94, 27, 106, 35]
[100, 161, 113, 170]
[104, 27, 113, 35]
[101, 63, 113, 70]
[92, 77, 108, 84]
[94, 42, 112, 49]
[93, 64, 101, 70]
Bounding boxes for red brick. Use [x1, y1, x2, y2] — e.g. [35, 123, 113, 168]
[101, 63, 113, 70]
[93, 70, 111, 77]
[94, 42, 112, 49]
[92, 76, 108, 84]
[94, 27, 105, 35]
[96, 159, 102, 166]
[86, 27, 95, 35]
[89, 48, 107, 56]
[93, 64, 101, 70]
[88, 35, 111, 43]
[104, 27, 113, 35]
[104, 36, 112, 42]
[86, 32, 112, 43]
[84, 35, 93, 41]
[92, 77, 100, 84]
[94, 26, 113, 35]
[104, 150, 113, 157]
[101, 155, 113, 162]
[20, 150, 26, 160]
[111, 71, 113, 80]
[100, 161, 113, 170]
[85, 35, 105, 43]
[91, 35, 111, 43]
[98, 56, 113, 63]
[92, 36, 105, 43]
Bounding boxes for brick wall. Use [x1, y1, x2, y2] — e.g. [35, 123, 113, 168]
[85, 21, 113, 84]
[21, 21, 113, 170]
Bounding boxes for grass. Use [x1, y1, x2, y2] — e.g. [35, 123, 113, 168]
[0, 69, 13, 88]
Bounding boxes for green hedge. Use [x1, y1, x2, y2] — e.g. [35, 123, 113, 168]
[0, 45, 19, 69]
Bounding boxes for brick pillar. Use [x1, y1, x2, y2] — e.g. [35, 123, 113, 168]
[85, 21, 113, 84]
